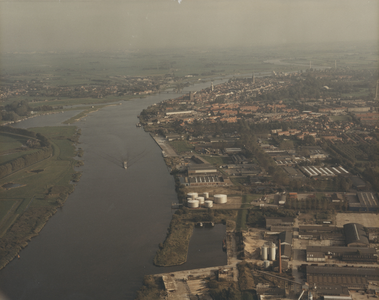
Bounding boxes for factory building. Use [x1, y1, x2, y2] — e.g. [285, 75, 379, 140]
[265, 217, 295, 230]
[344, 223, 369, 247]
[306, 246, 377, 263]
[278, 231, 293, 245]
[299, 226, 343, 240]
[306, 265, 379, 289]
[349, 192, 379, 211]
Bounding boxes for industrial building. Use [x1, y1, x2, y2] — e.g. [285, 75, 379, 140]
[348, 192, 379, 211]
[299, 226, 343, 240]
[306, 246, 377, 263]
[300, 166, 349, 177]
[278, 231, 293, 246]
[187, 164, 218, 175]
[306, 265, 379, 289]
[265, 217, 295, 230]
[344, 223, 369, 247]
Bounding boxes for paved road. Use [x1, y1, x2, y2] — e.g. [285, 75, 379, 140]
[151, 134, 178, 157]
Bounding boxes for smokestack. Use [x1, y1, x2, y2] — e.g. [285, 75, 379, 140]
[278, 239, 282, 273]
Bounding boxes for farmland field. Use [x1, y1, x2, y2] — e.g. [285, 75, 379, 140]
[0, 126, 81, 269]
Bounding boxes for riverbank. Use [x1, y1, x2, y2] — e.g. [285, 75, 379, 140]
[0, 126, 82, 270]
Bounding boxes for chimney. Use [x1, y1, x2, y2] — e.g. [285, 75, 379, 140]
[278, 239, 282, 273]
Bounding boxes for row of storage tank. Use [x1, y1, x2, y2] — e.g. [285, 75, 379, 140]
[261, 243, 276, 261]
[186, 192, 227, 208]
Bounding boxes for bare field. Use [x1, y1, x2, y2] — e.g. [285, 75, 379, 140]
[336, 213, 379, 227]
[243, 229, 266, 260]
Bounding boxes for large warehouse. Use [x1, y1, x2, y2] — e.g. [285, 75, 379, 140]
[306, 265, 379, 289]
[343, 223, 369, 247]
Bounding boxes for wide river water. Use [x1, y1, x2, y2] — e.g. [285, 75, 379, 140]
[0, 81, 228, 300]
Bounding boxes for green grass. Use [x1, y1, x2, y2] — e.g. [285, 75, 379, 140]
[168, 140, 194, 154]
[236, 195, 254, 231]
[0, 133, 29, 152]
[0, 126, 81, 270]
[230, 176, 249, 186]
[0, 132, 40, 164]
[340, 88, 370, 98]
[200, 155, 231, 165]
[154, 218, 194, 267]
[63, 104, 113, 124]
[0, 200, 20, 221]
[330, 115, 352, 122]
[0, 149, 39, 165]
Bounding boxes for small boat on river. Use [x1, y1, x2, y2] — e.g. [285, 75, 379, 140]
[123, 161, 127, 169]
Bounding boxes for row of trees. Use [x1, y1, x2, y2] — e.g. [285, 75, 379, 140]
[0, 100, 61, 122]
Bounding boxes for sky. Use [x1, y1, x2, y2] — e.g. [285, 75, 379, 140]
[0, 0, 378, 52]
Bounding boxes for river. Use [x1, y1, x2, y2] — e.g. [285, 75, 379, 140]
[0, 81, 227, 300]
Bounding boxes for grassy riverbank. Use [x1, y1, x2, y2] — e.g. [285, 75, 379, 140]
[0, 126, 82, 270]
[62, 103, 118, 124]
[154, 216, 194, 267]
[153, 207, 237, 267]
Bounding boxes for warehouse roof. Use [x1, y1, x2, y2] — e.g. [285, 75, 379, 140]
[306, 246, 376, 255]
[306, 265, 379, 278]
[279, 231, 293, 245]
[343, 223, 369, 247]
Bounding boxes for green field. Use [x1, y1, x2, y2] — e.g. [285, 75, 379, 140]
[168, 140, 194, 154]
[0, 126, 81, 269]
[0, 133, 40, 164]
[0, 133, 29, 152]
[330, 115, 352, 122]
[200, 155, 231, 165]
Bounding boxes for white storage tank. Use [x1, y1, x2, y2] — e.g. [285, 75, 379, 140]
[204, 200, 213, 208]
[187, 200, 199, 208]
[214, 194, 227, 204]
[203, 192, 209, 199]
[187, 192, 198, 199]
[196, 197, 205, 205]
[262, 245, 268, 260]
[263, 260, 271, 268]
[269, 243, 276, 261]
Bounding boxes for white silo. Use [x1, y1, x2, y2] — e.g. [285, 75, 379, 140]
[269, 243, 276, 261]
[203, 192, 209, 199]
[214, 194, 227, 204]
[204, 200, 213, 208]
[262, 245, 268, 260]
[263, 260, 271, 268]
[187, 192, 198, 199]
[187, 200, 199, 208]
[196, 197, 205, 205]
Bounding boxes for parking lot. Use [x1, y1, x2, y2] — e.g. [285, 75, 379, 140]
[336, 213, 379, 227]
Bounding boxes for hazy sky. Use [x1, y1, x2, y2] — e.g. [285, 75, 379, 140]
[0, 0, 378, 52]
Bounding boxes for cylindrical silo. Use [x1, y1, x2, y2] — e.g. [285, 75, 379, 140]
[187, 200, 199, 208]
[262, 245, 268, 260]
[203, 192, 209, 199]
[196, 197, 205, 205]
[269, 243, 276, 261]
[263, 260, 271, 268]
[214, 194, 227, 204]
[187, 192, 198, 199]
[204, 200, 213, 208]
